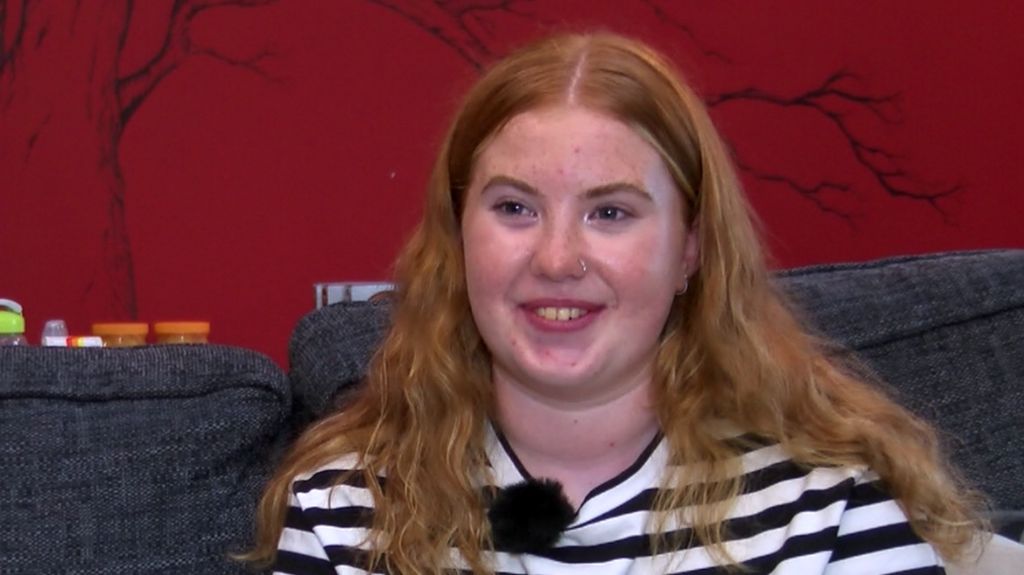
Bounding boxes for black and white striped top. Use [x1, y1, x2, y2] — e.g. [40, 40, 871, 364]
[274, 424, 943, 574]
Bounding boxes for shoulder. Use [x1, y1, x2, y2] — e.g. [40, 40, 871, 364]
[827, 470, 944, 572]
[290, 453, 381, 512]
[732, 438, 925, 535]
[275, 455, 381, 573]
[720, 440, 943, 572]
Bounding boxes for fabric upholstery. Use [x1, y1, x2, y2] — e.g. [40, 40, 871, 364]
[0, 345, 289, 575]
[779, 250, 1024, 518]
[288, 300, 390, 426]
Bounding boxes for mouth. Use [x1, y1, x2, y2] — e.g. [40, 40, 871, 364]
[533, 306, 589, 322]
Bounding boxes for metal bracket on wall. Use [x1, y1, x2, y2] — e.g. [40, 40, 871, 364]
[314, 282, 395, 309]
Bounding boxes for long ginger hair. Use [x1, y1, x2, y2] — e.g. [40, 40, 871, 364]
[247, 32, 983, 573]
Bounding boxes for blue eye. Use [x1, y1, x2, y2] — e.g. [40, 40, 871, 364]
[493, 200, 534, 217]
[590, 206, 630, 221]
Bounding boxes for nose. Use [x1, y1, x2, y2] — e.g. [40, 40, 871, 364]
[529, 215, 587, 281]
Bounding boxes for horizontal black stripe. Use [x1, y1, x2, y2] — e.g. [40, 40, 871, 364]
[881, 568, 944, 575]
[721, 432, 776, 453]
[313, 550, 525, 575]
[831, 521, 927, 562]
[288, 502, 375, 529]
[273, 549, 337, 575]
[325, 544, 387, 574]
[846, 478, 892, 509]
[665, 527, 840, 575]
[742, 457, 821, 495]
[293, 466, 386, 494]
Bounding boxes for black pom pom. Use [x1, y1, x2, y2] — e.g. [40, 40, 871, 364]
[488, 478, 576, 554]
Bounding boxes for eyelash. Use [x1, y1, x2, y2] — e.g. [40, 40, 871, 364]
[492, 200, 536, 218]
[588, 206, 632, 222]
[489, 201, 633, 223]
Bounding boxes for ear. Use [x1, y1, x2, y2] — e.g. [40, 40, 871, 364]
[677, 220, 701, 291]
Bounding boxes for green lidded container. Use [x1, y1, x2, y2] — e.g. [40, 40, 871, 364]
[0, 298, 28, 346]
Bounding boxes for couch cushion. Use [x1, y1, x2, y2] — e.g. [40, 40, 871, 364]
[288, 300, 390, 426]
[289, 250, 1024, 527]
[0, 345, 289, 575]
[778, 249, 1024, 518]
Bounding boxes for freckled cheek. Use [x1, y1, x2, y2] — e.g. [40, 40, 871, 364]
[463, 237, 522, 304]
[464, 250, 500, 297]
[596, 234, 680, 296]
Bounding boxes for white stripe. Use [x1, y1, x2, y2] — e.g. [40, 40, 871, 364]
[836, 498, 910, 536]
[296, 481, 375, 509]
[312, 524, 374, 550]
[724, 499, 848, 564]
[277, 526, 331, 560]
[730, 466, 857, 520]
[739, 443, 797, 473]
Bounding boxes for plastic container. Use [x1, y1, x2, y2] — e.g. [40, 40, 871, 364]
[92, 322, 149, 347]
[0, 298, 28, 346]
[153, 321, 210, 344]
[41, 319, 69, 346]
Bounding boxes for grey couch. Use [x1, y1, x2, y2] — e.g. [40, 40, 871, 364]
[2, 249, 1022, 574]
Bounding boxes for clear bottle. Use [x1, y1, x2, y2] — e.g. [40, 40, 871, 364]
[41, 319, 69, 346]
[153, 321, 210, 344]
[0, 298, 29, 346]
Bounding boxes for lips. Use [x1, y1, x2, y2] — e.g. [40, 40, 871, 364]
[521, 300, 603, 330]
[534, 306, 587, 321]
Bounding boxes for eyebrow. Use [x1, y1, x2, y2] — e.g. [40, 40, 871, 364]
[480, 175, 653, 202]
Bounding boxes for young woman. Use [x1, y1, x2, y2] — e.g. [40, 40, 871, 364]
[249, 32, 981, 574]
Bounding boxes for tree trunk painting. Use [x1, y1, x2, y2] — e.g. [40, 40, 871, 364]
[2, 0, 135, 319]
[1, 0, 272, 321]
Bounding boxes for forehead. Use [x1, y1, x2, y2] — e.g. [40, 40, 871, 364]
[471, 105, 666, 185]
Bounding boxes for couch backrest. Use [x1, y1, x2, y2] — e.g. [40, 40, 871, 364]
[289, 249, 1024, 515]
[0, 345, 289, 575]
[779, 249, 1024, 521]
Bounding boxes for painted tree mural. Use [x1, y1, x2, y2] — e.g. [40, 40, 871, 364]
[0, 0, 275, 321]
[1, 0, 960, 326]
[371, 0, 960, 223]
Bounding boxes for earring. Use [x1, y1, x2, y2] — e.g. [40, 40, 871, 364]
[676, 268, 689, 295]
[578, 258, 588, 275]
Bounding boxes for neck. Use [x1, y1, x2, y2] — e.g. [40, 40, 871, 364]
[494, 374, 660, 507]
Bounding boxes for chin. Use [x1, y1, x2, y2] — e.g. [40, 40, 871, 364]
[520, 365, 596, 390]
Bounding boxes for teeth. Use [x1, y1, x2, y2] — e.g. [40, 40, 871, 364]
[535, 307, 586, 321]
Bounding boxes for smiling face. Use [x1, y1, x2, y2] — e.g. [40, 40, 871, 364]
[461, 105, 699, 406]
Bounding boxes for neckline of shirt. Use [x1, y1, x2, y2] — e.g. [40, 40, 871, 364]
[485, 420, 667, 522]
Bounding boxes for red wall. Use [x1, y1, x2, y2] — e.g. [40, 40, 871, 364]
[2, 1, 1022, 365]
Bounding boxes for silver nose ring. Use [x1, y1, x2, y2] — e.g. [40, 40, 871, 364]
[578, 258, 588, 274]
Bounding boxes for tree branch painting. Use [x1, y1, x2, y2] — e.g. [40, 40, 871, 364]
[0, 0, 276, 320]
[370, 0, 961, 223]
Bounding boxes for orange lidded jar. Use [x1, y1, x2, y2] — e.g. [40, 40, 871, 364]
[153, 321, 210, 344]
[92, 322, 149, 347]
